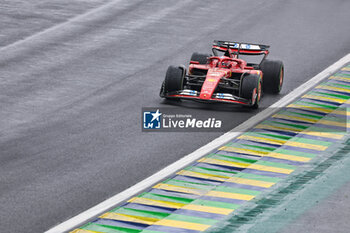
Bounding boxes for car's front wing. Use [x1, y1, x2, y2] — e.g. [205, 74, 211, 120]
[162, 89, 251, 106]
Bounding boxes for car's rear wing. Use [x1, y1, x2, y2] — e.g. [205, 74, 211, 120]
[212, 40, 270, 56]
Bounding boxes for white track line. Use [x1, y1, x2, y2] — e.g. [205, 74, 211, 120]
[46, 53, 350, 233]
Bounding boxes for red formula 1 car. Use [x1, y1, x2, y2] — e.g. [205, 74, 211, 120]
[160, 40, 284, 108]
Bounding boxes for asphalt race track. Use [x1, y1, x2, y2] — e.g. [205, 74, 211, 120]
[0, 0, 349, 232]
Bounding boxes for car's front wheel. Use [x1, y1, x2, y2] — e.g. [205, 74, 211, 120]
[160, 66, 185, 97]
[241, 74, 261, 109]
[260, 59, 284, 94]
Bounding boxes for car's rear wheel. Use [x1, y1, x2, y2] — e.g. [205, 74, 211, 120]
[241, 74, 261, 109]
[190, 52, 210, 64]
[160, 66, 185, 97]
[260, 59, 284, 94]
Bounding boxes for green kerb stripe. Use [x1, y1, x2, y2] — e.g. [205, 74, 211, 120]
[82, 222, 141, 233]
[211, 154, 257, 164]
[227, 142, 274, 152]
[321, 82, 350, 88]
[308, 125, 346, 133]
[164, 179, 213, 190]
[166, 213, 218, 225]
[241, 144, 276, 152]
[335, 73, 350, 77]
[191, 199, 239, 210]
[184, 166, 234, 177]
[312, 91, 350, 99]
[289, 137, 332, 146]
[274, 148, 316, 158]
[189, 163, 238, 174]
[139, 193, 193, 204]
[322, 116, 350, 123]
[267, 121, 308, 130]
[214, 185, 261, 196]
[234, 173, 280, 183]
[297, 100, 338, 109]
[248, 132, 291, 140]
[283, 110, 323, 119]
[111, 207, 169, 219]
[213, 153, 257, 163]
[255, 160, 296, 170]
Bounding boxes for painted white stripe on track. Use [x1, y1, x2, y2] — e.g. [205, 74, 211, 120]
[45, 53, 350, 233]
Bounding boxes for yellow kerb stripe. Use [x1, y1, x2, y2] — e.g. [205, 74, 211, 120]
[316, 85, 350, 93]
[302, 94, 346, 103]
[302, 130, 344, 139]
[239, 134, 326, 151]
[154, 183, 255, 200]
[100, 212, 158, 225]
[153, 183, 206, 196]
[285, 140, 327, 151]
[332, 109, 350, 116]
[227, 177, 275, 188]
[255, 124, 302, 133]
[219, 146, 268, 156]
[238, 134, 285, 145]
[199, 157, 250, 168]
[70, 230, 98, 233]
[128, 197, 184, 209]
[155, 219, 211, 231]
[273, 113, 317, 123]
[177, 170, 227, 182]
[317, 119, 349, 128]
[248, 164, 294, 174]
[206, 190, 255, 201]
[182, 204, 233, 215]
[255, 123, 343, 140]
[265, 152, 311, 162]
[329, 76, 350, 82]
[129, 198, 234, 215]
[287, 104, 333, 113]
[100, 211, 212, 231]
[220, 145, 310, 162]
[200, 158, 293, 174]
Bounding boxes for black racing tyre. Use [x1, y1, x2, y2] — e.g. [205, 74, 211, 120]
[190, 52, 210, 64]
[162, 66, 185, 95]
[241, 74, 262, 109]
[159, 81, 165, 97]
[260, 59, 284, 94]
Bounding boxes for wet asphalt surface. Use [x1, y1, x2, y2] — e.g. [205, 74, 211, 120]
[0, 0, 349, 232]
